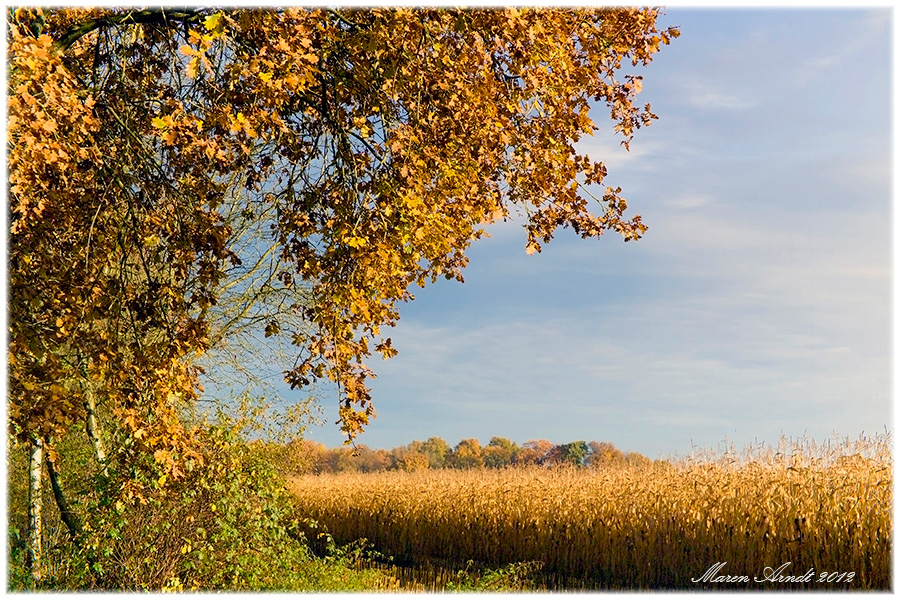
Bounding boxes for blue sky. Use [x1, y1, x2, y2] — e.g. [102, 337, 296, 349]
[296, 7, 892, 458]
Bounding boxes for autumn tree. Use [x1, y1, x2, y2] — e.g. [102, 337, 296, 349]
[8, 9, 224, 576]
[353, 445, 392, 473]
[588, 441, 626, 467]
[554, 441, 591, 467]
[624, 452, 654, 468]
[274, 438, 327, 475]
[10, 6, 677, 444]
[484, 436, 521, 468]
[448, 438, 485, 469]
[516, 439, 557, 466]
[7, 7, 677, 586]
[391, 447, 430, 472]
[420, 437, 452, 469]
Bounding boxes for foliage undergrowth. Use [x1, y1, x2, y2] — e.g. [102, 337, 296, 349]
[7, 423, 395, 591]
[446, 560, 546, 592]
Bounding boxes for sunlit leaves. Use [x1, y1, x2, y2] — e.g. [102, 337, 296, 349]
[7, 7, 677, 452]
[7, 33, 101, 232]
[203, 12, 225, 36]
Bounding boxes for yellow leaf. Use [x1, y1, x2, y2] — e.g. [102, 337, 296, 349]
[203, 13, 224, 34]
[185, 57, 199, 79]
[151, 116, 167, 129]
[179, 44, 199, 58]
[260, 71, 274, 82]
[229, 112, 245, 134]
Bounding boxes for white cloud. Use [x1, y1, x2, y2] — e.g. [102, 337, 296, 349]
[366, 240, 890, 454]
[840, 154, 892, 189]
[682, 80, 759, 110]
[577, 131, 669, 171]
[796, 9, 890, 82]
[306, 8, 893, 455]
[664, 193, 715, 211]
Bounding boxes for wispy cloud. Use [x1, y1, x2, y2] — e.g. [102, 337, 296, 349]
[305, 8, 891, 456]
[366, 231, 890, 454]
[681, 79, 759, 110]
[796, 9, 890, 82]
[664, 193, 715, 211]
[577, 131, 671, 172]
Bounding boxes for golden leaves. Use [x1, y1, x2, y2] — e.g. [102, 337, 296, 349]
[228, 111, 257, 137]
[345, 236, 368, 249]
[10, 11, 232, 462]
[180, 27, 222, 79]
[9, 7, 676, 449]
[8, 30, 101, 232]
[203, 12, 226, 35]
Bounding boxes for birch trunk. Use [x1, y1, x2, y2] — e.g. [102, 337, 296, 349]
[26, 437, 43, 584]
[83, 386, 108, 474]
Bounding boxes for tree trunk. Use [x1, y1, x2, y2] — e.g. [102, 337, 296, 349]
[83, 386, 108, 474]
[44, 437, 83, 541]
[26, 437, 43, 585]
[45, 435, 101, 585]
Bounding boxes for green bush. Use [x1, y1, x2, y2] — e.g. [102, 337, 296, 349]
[7, 423, 393, 591]
[447, 560, 546, 592]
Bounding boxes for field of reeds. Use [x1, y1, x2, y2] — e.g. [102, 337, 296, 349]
[288, 434, 892, 590]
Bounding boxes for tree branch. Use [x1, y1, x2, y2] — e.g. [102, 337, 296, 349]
[44, 437, 83, 542]
[53, 8, 204, 52]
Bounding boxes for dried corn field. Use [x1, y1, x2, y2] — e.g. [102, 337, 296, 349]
[287, 435, 892, 590]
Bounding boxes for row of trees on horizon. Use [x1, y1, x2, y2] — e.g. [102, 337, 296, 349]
[273, 437, 654, 474]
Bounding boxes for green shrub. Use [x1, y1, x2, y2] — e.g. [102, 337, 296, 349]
[7, 422, 393, 591]
[447, 560, 545, 592]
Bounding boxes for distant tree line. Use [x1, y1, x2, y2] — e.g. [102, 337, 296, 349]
[269, 437, 653, 475]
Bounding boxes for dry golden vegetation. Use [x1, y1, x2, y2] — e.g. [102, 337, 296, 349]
[288, 434, 892, 590]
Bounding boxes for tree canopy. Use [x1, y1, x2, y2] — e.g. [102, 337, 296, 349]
[8, 7, 678, 459]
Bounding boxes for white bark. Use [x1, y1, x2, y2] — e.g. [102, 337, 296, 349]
[83, 386, 108, 474]
[27, 437, 43, 583]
